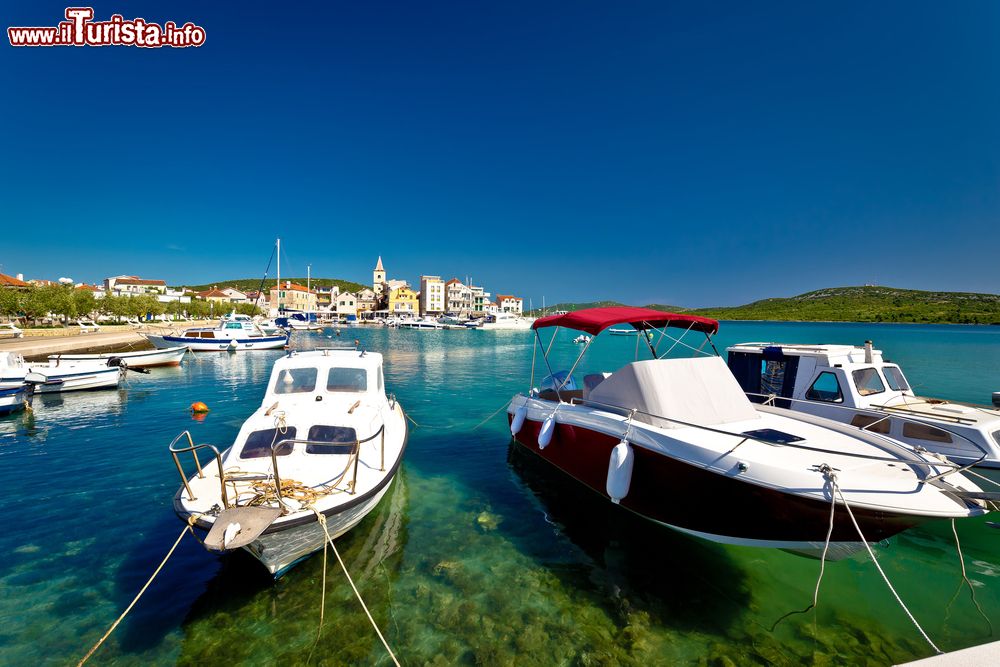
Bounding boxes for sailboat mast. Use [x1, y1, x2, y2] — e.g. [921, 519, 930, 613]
[276, 238, 281, 288]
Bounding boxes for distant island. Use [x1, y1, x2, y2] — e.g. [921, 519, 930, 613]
[528, 286, 1000, 325]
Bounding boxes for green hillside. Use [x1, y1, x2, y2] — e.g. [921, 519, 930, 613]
[181, 277, 367, 294]
[690, 286, 1000, 324]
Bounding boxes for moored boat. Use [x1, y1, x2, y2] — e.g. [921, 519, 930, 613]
[2, 352, 124, 393]
[507, 307, 990, 558]
[168, 345, 408, 576]
[48, 345, 188, 368]
[478, 312, 534, 330]
[726, 341, 1000, 482]
[0, 382, 34, 415]
[145, 313, 288, 351]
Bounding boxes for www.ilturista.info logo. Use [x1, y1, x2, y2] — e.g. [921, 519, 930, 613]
[8, 7, 206, 48]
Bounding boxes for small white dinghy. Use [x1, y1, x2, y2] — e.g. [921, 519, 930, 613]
[48, 345, 187, 368]
[1, 352, 124, 393]
[169, 345, 408, 576]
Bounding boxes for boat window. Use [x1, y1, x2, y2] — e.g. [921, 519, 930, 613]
[850, 414, 890, 434]
[741, 428, 804, 445]
[200, 332, 215, 338]
[993, 430, 1000, 448]
[883, 366, 910, 392]
[240, 427, 297, 459]
[852, 368, 886, 396]
[903, 422, 953, 444]
[806, 372, 843, 403]
[274, 368, 318, 394]
[226, 323, 242, 329]
[305, 425, 358, 454]
[327, 368, 367, 392]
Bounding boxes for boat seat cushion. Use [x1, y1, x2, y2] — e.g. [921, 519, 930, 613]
[537, 389, 584, 403]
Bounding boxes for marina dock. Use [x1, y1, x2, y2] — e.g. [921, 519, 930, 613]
[0, 322, 211, 358]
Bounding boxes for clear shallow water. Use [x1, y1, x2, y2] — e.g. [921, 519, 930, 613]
[1, 321, 998, 665]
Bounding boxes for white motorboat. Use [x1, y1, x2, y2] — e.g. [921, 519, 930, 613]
[573, 334, 591, 344]
[254, 317, 290, 336]
[144, 313, 288, 351]
[282, 314, 324, 331]
[48, 345, 187, 368]
[478, 312, 534, 330]
[507, 307, 989, 558]
[169, 345, 408, 576]
[727, 341, 1000, 481]
[0, 382, 34, 415]
[1, 352, 123, 393]
[399, 317, 444, 330]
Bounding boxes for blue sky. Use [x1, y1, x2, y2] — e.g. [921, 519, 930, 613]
[3, 1, 998, 307]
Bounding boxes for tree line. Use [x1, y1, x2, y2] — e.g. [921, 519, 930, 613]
[0, 285, 261, 325]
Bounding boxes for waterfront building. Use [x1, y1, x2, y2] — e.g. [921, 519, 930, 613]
[104, 275, 168, 296]
[470, 284, 490, 317]
[496, 294, 523, 315]
[484, 299, 498, 316]
[220, 287, 248, 303]
[269, 280, 317, 314]
[445, 278, 473, 317]
[388, 285, 419, 317]
[355, 288, 377, 314]
[75, 284, 106, 298]
[336, 291, 359, 319]
[314, 285, 339, 310]
[0, 273, 29, 289]
[419, 276, 445, 316]
[196, 287, 233, 305]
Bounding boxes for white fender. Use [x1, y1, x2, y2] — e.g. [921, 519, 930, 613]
[510, 406, 527, 435]
[606, 440, 634, 504]
[538, 414, 556, 449]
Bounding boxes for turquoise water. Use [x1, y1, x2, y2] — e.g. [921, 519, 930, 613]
[1, 321, 999, 665]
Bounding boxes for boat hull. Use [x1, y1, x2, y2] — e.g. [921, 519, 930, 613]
[509, 412, 933, 555]
[147, 334, 288, 351]
[48, 346, 188, 368]
[244, 482, 393, 576]
[25, 367, 122, 393]
[0, 385, 33, 415]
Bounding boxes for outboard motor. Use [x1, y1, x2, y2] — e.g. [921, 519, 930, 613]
[993, 392, 1000, 409]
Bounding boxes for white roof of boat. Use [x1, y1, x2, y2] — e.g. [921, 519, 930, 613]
[277, 348, 381, 369]
[588, 356, 760, 429]
[727, 342, 886, 365]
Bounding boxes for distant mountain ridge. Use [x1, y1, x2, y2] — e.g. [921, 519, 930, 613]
[182, 277, 367, 294]
[530, 287, 1000, 324]
[690, 286, 1000, 324]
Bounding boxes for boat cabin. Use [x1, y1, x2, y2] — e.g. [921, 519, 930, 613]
[726, 341, 917, 411]
[726, 341, 1000, 466]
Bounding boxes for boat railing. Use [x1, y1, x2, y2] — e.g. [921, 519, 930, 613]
[268, 424, 386, 504]
[168, 431, 230, 508]
[564, 396, 976, 483]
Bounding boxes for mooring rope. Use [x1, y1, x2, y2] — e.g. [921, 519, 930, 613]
[769, 473, 837, 631]
[832, 478, 943, 654]
[78, 521, 194, 666]
[310, 508, 401, 667]
[403, 398, 511, 431]
[950, 518, 993, 634]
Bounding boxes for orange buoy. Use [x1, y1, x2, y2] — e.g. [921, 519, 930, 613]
[190, 401, 210, 414]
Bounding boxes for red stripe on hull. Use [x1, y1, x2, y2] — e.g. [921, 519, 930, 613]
[510, 415, 927, 544]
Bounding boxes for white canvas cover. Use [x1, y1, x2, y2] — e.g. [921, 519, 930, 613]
[587, 357, 760, 429]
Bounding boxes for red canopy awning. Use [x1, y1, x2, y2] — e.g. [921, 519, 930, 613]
[532, 307, 719, 336]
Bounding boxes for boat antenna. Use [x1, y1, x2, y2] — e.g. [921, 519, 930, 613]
[252, 242, 277, 316]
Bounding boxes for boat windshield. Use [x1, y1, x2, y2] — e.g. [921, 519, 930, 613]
[305, 425, 358, 454]
[327, 368, 367, 392]
[274, 368, 318, 394]
[883, 366, 910, 392]
[240, 427, 297, 459]
[853, 368, 886, 396]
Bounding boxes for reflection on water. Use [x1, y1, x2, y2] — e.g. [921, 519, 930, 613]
[0, 323, 999, 665]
